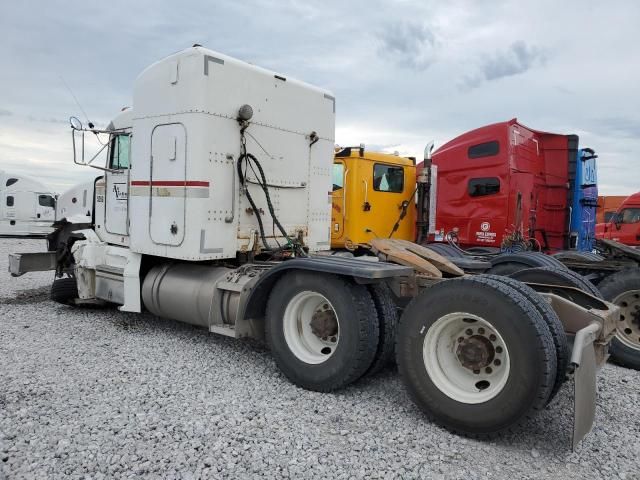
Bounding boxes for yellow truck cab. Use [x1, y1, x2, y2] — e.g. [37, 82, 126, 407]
[331, 146, 416, 249]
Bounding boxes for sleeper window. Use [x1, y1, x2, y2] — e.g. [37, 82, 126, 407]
[468, 178, 500, 197]
[468, 141, 499, 159]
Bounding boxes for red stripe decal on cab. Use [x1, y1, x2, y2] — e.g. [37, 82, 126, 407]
[130, 180, 210, 187]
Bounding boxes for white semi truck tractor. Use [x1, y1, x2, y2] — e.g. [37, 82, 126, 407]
[9, 46, 619, 448]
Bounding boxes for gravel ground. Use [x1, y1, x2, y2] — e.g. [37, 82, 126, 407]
[1, 239, 639, 479]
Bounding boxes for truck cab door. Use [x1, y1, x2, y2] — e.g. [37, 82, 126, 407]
[104, 134, 131, 236]
[613, 207, 640, 245]
[331, 161, 346, 243]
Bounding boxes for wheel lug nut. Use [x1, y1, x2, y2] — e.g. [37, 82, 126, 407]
[473, 369, 480, 375]
[485, 367, 493, 374]
[495, 346, 503, 354]
[458, 337, 464, 343]
[494, 359, 501, 366]
[465, 329, 473, 335]
[478, 327, 485, 335]
[322, 336, 328, 341]
[489, 334, 496, 342]
[331, 336, 337, 343]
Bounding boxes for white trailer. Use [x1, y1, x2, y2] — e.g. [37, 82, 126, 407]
[0, 170, 56, 238]
[9, 46, 618, 449]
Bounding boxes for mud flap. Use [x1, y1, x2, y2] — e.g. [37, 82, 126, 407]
[570, 322, 600, 451]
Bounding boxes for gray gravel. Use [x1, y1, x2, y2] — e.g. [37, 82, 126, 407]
[1, 239, 639, 479]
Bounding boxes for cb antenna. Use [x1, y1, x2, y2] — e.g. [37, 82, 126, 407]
[59, 75, 94, 129]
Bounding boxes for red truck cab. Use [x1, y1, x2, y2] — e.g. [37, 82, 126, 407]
[596, 192, 640, 245]
[425, 119, 580, 252]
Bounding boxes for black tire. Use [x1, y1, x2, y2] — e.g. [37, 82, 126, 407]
[424, 243, 466, 258]
[265, 272, 379, 391]
[551, 251, 604, 262]
[510, 267, 603, 299]
[484, 274, 568, 404]
[597, 268, 640, 370]
[488, 252, 568, 276]
[466, 246, 501, 255]
[396, 276, 556, 437]
[366, 283, 399, 375]
[50, 277, 78, 305]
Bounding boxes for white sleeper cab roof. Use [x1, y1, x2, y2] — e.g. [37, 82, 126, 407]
[0, 170, 56, 237]
[115, 46, 336, 260]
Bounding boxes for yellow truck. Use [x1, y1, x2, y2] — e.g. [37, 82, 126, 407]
[331, 146, 416, 249]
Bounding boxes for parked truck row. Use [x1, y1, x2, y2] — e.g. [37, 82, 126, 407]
[326, 120, 640, 370]
[6, 46, 627, 449]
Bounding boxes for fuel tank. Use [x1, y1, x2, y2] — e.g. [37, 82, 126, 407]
[142, 263, 233, 327]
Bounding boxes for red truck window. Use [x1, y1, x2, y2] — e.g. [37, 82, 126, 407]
[468, 141, 499, 159]
[468, 177, 500, 197]
[620, 208, 640, 224]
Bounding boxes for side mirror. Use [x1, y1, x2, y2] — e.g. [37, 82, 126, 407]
[614, 214, 622, 230]
[70, 116, 83, 130]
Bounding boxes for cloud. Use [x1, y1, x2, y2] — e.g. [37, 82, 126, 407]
[26, 115, 68, 125]
[0, 0, 639, 195]
[595, 117, 640, 139]
[377, 21, 438, 71]
[461, 41, 547, 90]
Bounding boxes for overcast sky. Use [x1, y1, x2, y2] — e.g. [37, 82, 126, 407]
[1, 0, 638, 194]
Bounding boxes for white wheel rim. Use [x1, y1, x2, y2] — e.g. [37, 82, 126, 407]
[283, 291, 340, 364]
[612, 290, 640, 351]
[423, 313, 511, 404]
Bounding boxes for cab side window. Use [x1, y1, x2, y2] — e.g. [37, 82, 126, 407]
[109, 135, 131, 169]
[38, 195, 56, 208]
[619, 208, 640, 224]
[373, 164, 404, 193]
[332, 163, 344, 191]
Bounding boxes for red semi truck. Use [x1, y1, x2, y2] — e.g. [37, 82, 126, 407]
[415, 119, 640, 370]
[596, 192, 640, 246]
[425, 118, 595, 253]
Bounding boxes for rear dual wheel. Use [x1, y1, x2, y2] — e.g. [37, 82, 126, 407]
[485, 274, 568, 404]
[598, 269, 640, 370]
[265, 272, 381, 392]
[396, 275, 557, 436]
